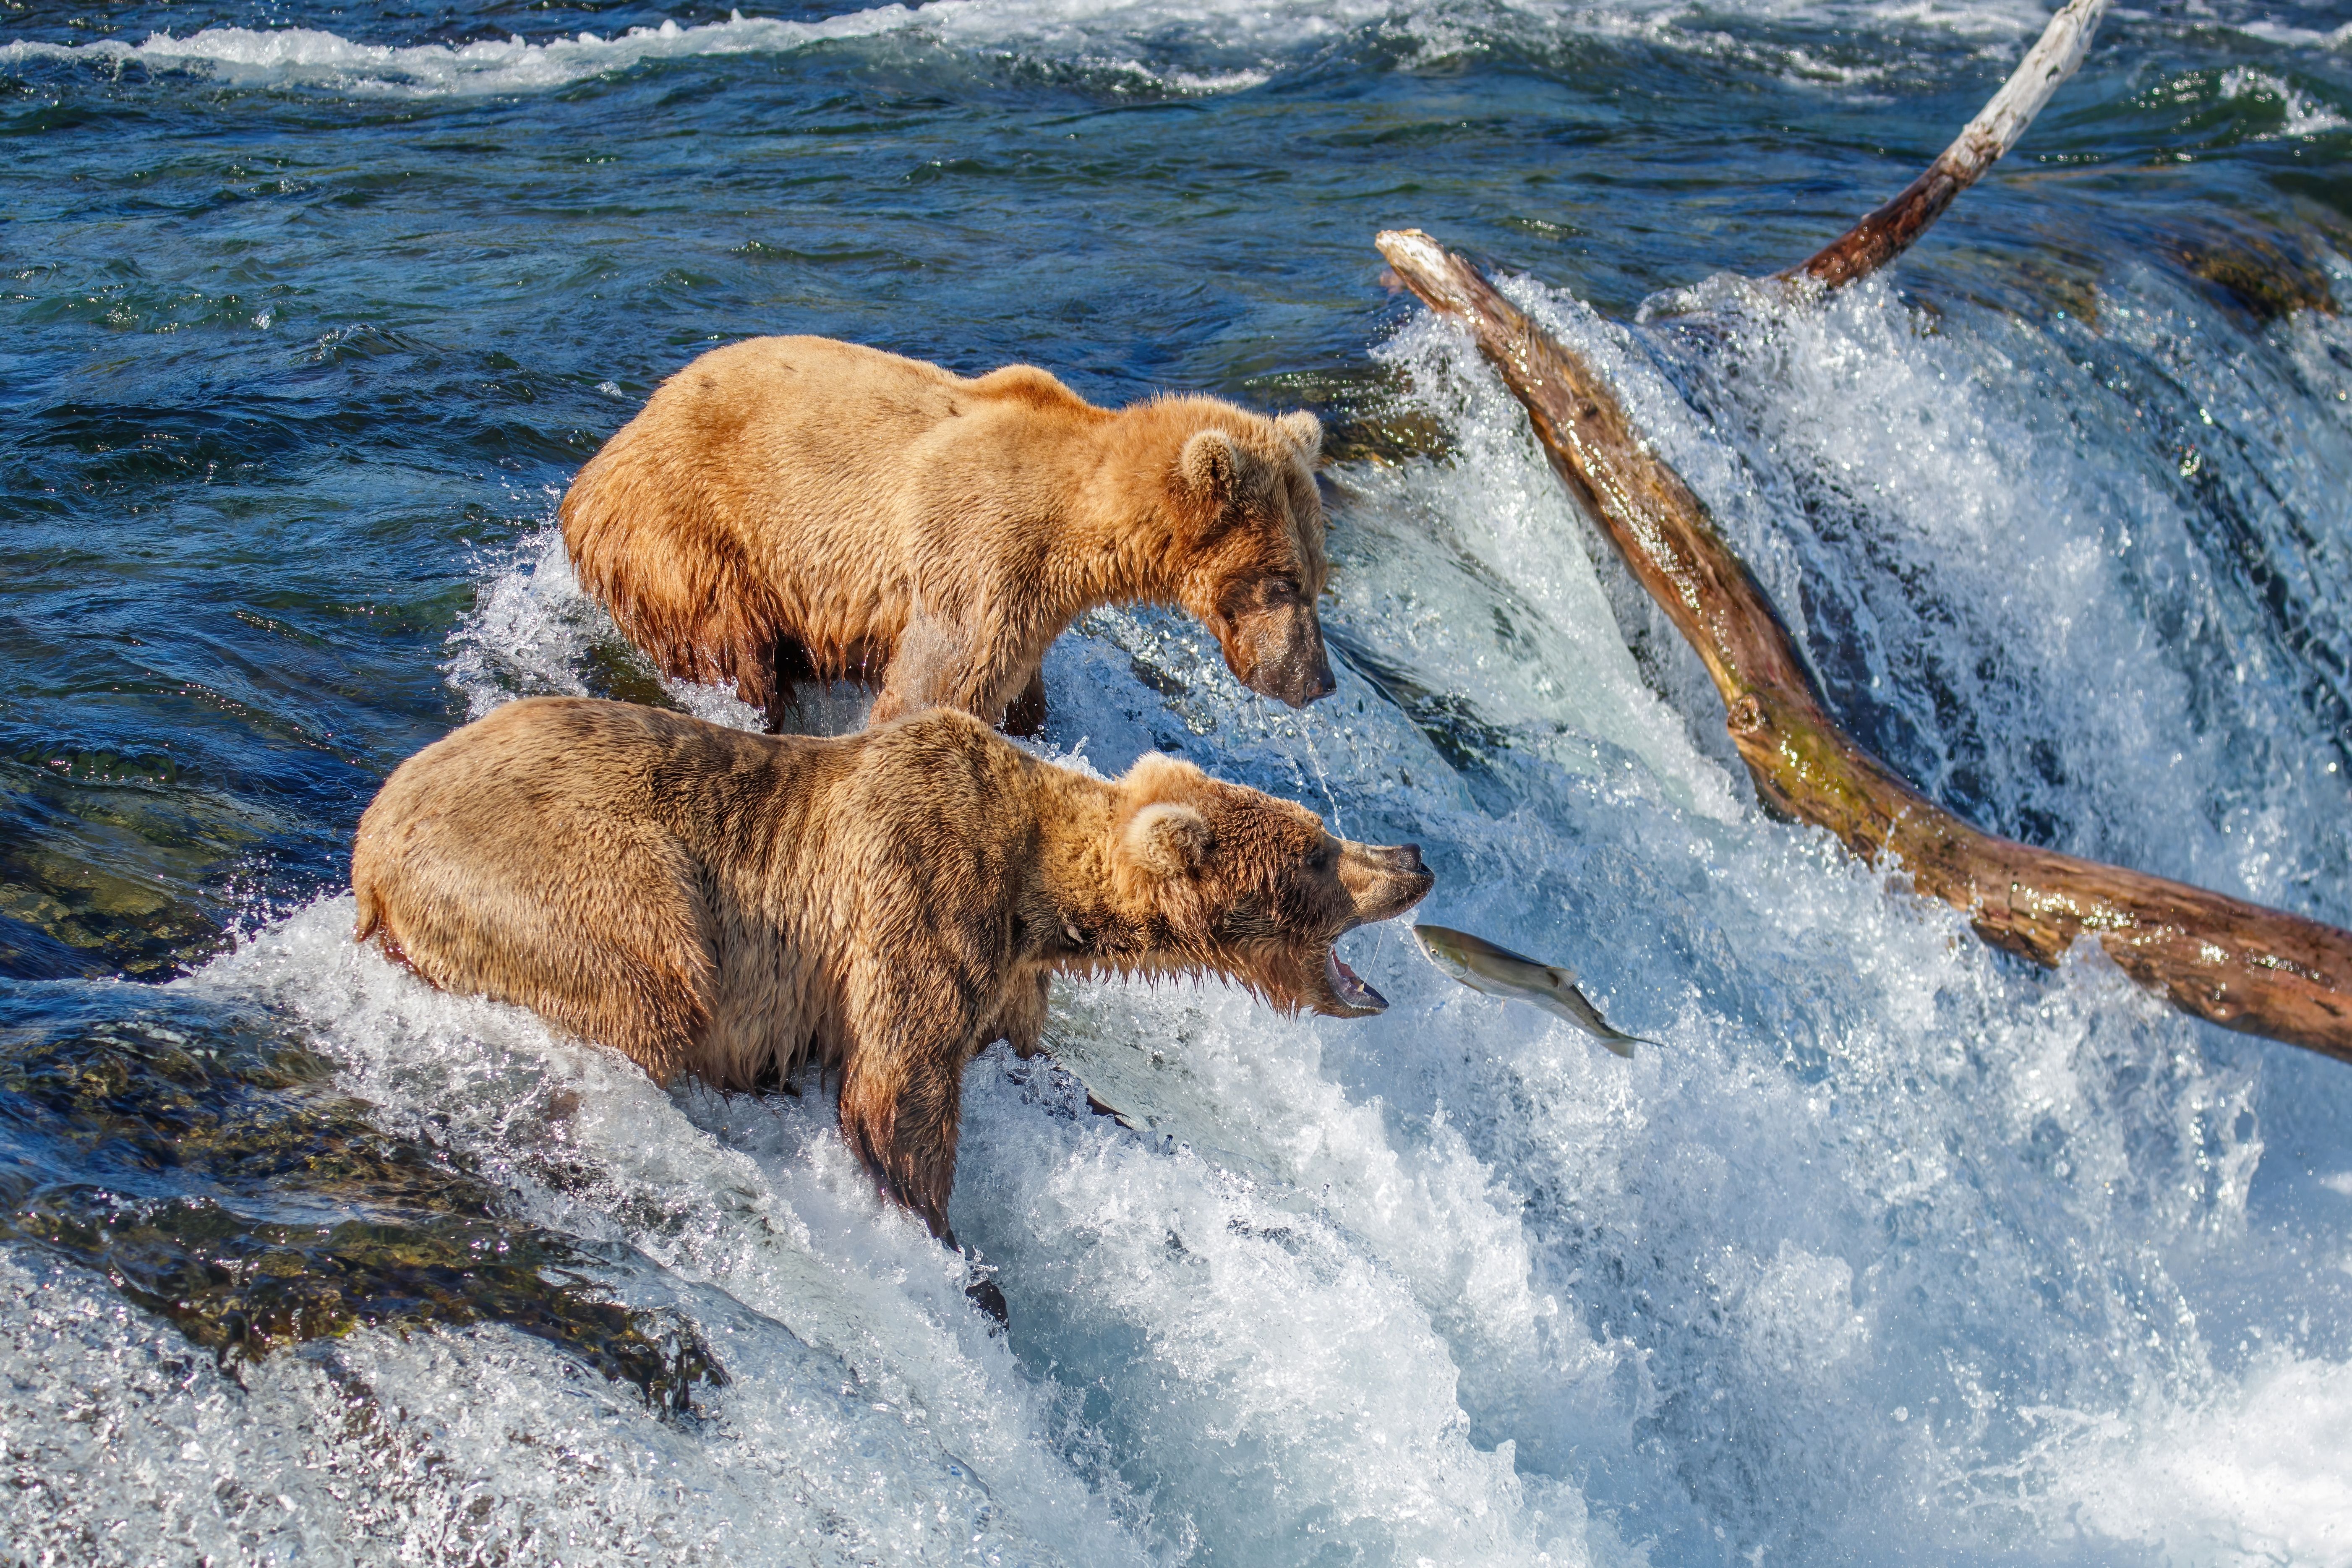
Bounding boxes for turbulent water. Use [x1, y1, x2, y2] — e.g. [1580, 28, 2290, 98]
[6, 0, 2352, 1562]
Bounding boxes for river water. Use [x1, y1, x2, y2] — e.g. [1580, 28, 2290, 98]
[5, 1, 2351, 1563]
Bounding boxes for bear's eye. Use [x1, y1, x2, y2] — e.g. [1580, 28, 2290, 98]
[1264, 577, 1301, 605]
[1308, 846, 1334, 874]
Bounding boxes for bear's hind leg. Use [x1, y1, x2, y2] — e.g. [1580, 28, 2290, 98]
[358, 837, 715, 1087]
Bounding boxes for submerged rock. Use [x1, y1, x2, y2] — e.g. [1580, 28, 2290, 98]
[0, 999, 725, 1415]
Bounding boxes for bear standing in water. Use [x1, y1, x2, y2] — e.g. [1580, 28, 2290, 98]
[559, 336, 1336, 734]
[351, 699, 1431, 1243]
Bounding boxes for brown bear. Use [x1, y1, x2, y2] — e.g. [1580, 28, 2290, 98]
[350, 698, 1431, 1244]
[558, 336, 1337, 735]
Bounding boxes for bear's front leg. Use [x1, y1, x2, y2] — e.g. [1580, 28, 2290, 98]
[870, 610, 978, 727]
[838, 947, 1011, 1328]
[837, 955, 982, 1243]
[988, 970, 1049, 1059]
[838, 1058, 962, 1241]
[873, 606, 1041, 729]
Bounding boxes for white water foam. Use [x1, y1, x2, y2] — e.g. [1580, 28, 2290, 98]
[1610, 258, 2352, 913]
[2222, 15, 2352, 53]
[0, 0, 2067, 103]
[0, 7, 1291, 99]
[0, 1241, 1057, 1565]
[441, 522, 605, 718]
[1373, 263, 2352, 1561]
[2018, 1351, 2352, 1566]
[2219, 64, 2350, 137]
[1348, 310, 1750, 822]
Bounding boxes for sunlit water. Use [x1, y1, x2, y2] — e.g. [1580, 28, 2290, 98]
[5, 1, 2352, 1562]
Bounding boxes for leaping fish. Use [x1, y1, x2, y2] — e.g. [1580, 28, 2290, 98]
[1413, 924, 1655, 1057]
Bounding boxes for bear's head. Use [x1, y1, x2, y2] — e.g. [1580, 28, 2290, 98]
[1099, 752, 1433, 1017]
[1170, 408, 1335, 710]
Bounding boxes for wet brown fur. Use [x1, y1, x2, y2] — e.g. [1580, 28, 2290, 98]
[559, 337, 1335, 730]
[350, 698, 1430, 1241]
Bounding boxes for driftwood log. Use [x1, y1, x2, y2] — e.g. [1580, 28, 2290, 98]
[1374, 227, 2352, 1061]
[1790, 0, 2112, 287]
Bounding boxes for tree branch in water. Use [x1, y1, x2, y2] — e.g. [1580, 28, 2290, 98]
[1375, 226, 2352, 1062]
[1789, 0, 2112, 288]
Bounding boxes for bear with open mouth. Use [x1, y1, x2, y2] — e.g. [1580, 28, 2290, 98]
[350, 698, 1432, 1246]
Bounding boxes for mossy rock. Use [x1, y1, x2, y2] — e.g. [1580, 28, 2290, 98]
[0, 1002, 726, 1414]
[2176, 230, 2339, 321]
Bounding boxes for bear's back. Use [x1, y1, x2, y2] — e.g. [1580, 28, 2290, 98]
[354, 700, 804, 955]
[569, 338, 1105, 575]
[362, 697, 777, 831]
[355, 697, 1033, 932]
[632, 336, 1096, 461]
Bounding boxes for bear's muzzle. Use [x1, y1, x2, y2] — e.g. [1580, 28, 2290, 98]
[1341, 841, 1432, 925]
[1313, 841, 1433, 1018]
[1227, 601, 1336, 709]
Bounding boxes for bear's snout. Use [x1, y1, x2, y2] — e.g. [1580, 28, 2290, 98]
[1231, 603, 1336, 709]
[1339, 840, 1434, 925]
[1359, 842, 1424, 873]
[1267, 649, 1339, 707]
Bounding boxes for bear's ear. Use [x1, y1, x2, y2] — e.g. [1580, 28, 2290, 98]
[1274, 411, 1322, 462]
[1178, 429, 1237, 505]
[1120, 801, 1213, 884]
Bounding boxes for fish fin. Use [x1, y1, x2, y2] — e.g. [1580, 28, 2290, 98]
[1543, 963, 1581, 987]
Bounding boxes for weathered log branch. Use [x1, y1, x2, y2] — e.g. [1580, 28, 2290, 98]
[1790, 0, 2112, 287]
[1376, 226, 2352, 1061]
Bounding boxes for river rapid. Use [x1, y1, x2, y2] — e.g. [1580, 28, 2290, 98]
[5, 1, 2352, 1563]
